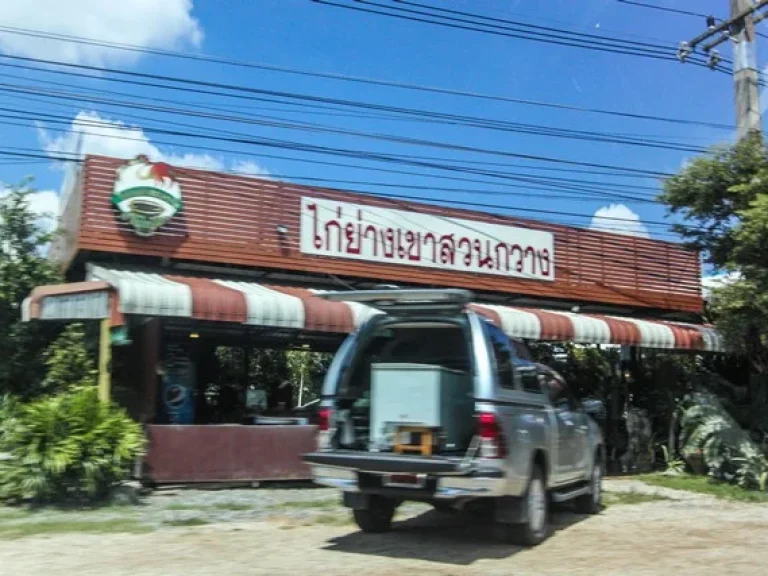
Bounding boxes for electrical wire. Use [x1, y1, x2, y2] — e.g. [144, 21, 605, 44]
[0, 24, 736, 130]
[0, 79, 710, 161]
[616, 0, 768, 41]
[396, 0, 729, 62]
[0, 68, 718, 146]
[0, 59, 714, 155]
[0, 106, 663, 205]
[312, 0, 732, 74]
[0, 54, 679, 178]
[0, 137, 694, 236]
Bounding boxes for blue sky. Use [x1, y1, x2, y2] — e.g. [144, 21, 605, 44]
[0, 0, 755, 246]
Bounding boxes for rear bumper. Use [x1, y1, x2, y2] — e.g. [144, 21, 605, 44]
[306, 453, 507, 500]
[303, 451, 464, 475]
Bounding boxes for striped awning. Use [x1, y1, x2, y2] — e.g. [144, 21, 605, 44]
[22, 265, 724, 352]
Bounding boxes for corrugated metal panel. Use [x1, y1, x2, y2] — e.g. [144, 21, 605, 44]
[73, 155, 704, 313]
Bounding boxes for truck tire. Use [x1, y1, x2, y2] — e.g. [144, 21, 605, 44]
[352, 496, 397, 533]
[574, 456, 602, 515]
[495, 464, 549, 546]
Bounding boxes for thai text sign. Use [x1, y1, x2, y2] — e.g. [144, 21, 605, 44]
[300, 197, 555, 281]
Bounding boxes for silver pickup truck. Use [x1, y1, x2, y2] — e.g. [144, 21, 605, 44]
[303, 289, 604, 546]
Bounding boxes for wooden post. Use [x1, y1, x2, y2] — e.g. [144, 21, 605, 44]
[98, 317, 112, 403]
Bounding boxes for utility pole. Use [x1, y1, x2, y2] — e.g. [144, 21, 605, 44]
[678, 0, 768, 140]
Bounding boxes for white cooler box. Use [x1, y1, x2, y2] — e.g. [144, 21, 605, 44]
[369, 363, 475, 453]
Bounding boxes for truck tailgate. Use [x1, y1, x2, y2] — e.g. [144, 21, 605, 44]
[302, 451, 464, 475]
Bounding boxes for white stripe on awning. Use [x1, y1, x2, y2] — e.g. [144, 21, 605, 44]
[88, 265, 192, 317]
[214, 280, 305, 328]
[483, 305, 542, 340]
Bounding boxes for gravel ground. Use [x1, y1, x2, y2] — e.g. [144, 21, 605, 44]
[0, 479, 766, 575]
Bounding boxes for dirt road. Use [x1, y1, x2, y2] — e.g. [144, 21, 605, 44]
[1, 481, 767, 575]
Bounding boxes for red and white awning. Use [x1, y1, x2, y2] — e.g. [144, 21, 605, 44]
[22, 265, 724, 352]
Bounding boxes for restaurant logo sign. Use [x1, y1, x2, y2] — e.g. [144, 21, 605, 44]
[300, 196, 555, 281]
[112, 155, 183, 237]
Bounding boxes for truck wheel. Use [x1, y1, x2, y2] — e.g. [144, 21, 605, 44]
[352, 496, 396, 533]
[495, 465, 549, 546]
[574, 457, 602, 515]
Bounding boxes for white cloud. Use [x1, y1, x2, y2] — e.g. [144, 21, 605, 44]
[701, 271, 740, 301]
[0, 0, 202, 66]
[589, 203, 651, 239]
[38, 110, 270, 174]
[232, 159, 271, 177]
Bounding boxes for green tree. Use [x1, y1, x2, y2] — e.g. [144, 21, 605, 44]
[0, 181, 62, 398]
[661, 133, 768, 448]
[660, 133, 768, 372]
[286, 349, 332, 406]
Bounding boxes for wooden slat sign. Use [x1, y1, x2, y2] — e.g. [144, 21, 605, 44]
[300, 196, 556, 282]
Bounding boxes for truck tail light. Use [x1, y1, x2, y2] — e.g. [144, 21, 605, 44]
[317, 408, 331, 432]
[477, 411, 506, 459]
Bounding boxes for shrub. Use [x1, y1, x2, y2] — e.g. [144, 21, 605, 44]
[41, 324, 97, 394]
[0, 386, 145, 503]
[679, 390, 768, 491]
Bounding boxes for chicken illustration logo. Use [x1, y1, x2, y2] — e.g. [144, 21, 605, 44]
[111, 155, 183, 237]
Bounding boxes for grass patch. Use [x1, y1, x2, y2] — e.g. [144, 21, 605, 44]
[602, 491, 669, 507]
[0, 508, 30, 521]
[209, 502, 252, 511]
[0, 519, 151, 539]
[166, 502, 252, 512]
[163, 517, 210, 527]
[268, 499, 339, 511]
[635, 474, 768, 503]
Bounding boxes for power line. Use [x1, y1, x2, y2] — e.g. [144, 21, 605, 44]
[0, 26, 735, 131]
[13, 107, 659, 196]
[616, 0, 716, 20]
[0, 88, 665, 203]
[313, 0, 732, 73]
[617, 0, 768, 40]
[0, 79, 710, 161]
[0, 143, 644, 205]
[0, 58, 729, 145]
[0, 106, 663, 205]
[2, 68, 717, 146]
[7, 68, 709, 160]
[0, 54, 677, 178]
[397, 0, 724, 59]
[0, 143, 690, 236]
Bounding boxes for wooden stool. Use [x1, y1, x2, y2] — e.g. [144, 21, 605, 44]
[393, 425, 439, 456]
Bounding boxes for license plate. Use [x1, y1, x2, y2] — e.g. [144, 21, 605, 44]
[383, 473, 426, 488]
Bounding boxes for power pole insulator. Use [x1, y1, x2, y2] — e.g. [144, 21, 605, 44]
[707, 50, 722, 69]
[677, 41, 691, 62]
[707, 15, 717, 29]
